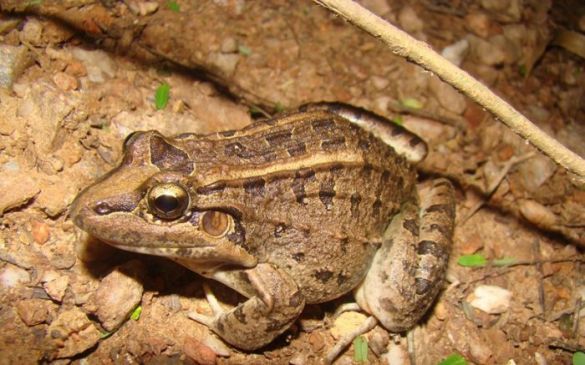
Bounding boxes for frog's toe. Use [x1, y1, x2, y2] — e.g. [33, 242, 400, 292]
[188, 311, 216, 328]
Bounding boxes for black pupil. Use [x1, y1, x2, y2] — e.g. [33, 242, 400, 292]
[155, 194, 179, 213]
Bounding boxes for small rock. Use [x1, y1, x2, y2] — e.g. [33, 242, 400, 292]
[469, 337, 493, 364]
[46, 307, 101, 359]
[308, 331, 325, 352]
[0, 171, 41, 216]
[36, 179, 78, 217]
[125, 0, 159, 16]
[464, 12, 492, 38]
[220, 37, 238, 53]
[0, 264, 30, 290]
[367, 327, 389, 356]
[488, 34, 520, 64]
[441, 39, 469, 66]
[381, 342, 408, 365]
[361, 0, 391, 15]
[53, 72, 78, 91]
[398, 6, 424, 33]
[517, 154, 556, 192]
[87, 260, 145, 331]
[71, 48, 116, 83]
[428, 76, 467, 115]
[468, 35, 507, 66]
[371, 75, 390, 90]
[16, 298, 50, 326]
[467, 285, 512, 314]
[65, 61, 87, 77]
[31, 220, 51, 244]
[184, 337, 217, 365]
[19, 18, 43, 45]
[201, 336, 231, 357]
[42, 270, 69, 302]
[208, 52, 240, 76]
[330, 311, 368, 339]
[42, 240, 77, 270]
[519, 200, 557, 229]
[481, 0, 522, 23]
[0, 45, 33, 88]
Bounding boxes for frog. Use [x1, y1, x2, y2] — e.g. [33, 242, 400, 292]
[70, 102, 455, 354]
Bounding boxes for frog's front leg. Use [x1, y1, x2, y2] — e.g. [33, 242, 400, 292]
[355, 178, 455, 331]
[189, 263, 305, 351]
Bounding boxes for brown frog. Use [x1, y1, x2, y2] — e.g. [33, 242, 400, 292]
[70, 103, 455, 352]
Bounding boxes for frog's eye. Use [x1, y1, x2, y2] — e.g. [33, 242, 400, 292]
[200, 211, 232, 237]
[147, 183, 190, 220]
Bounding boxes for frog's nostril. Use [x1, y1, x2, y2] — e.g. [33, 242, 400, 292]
[93, 201, 113, 215]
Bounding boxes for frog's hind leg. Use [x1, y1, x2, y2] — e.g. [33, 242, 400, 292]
[355, 178, 455, 332]
[189, 263, 305, 351]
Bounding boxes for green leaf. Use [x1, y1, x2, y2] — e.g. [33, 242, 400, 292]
[274, 102, 285, 113]
[238, 45, 252, 56]
[391, 115, 403, 125]
[438, 353, 468, 365]
[518, 64, 528, 77]
[457, 254, 488, 267]
[574, 352, 585, 365]
[400, 97, 423, 110]
[353, 335, 368, 363]
[493, 257, 516, 267]
[167, 1, 180, 12]
[130, 306, 142, 321]
[154, 83, 170, 110]
[100, 331, 113, 339]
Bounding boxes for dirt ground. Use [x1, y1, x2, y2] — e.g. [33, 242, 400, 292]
[0, 0, 584, 364]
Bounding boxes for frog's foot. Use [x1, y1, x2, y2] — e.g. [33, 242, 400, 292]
[189, 263, 305, 351]
[355, 178, 455, 331]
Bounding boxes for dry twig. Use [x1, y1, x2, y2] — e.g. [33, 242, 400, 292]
[313, 0, 585, 182]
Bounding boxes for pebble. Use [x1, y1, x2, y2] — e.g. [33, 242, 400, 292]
[53, 71, 78, 91]
[19, 18, 43, 45]
[183, 337, 217, 365]
[0, 45, 32, 88]
[87, 260, 145, 331]
[125, 0, 159, 16]
[467, 285, 512, 314]
[16, 299, 51, 326]
[428, 76, 467, 115]
[46, 307, 101, 359]
[464, 12, 492, 38]
[0, 170, 40, 216]
[42, 270, 70, 302]
[0, 264, 31, 288]
[516, 154, 556, 192]
[31, 220, 51, 244]
[71, 48, 116, 83]
[398, 6, 424, 33]
[481, 0, 522, 23]
[442, 39, 469, 66]
[519, 200, 557, 229]
[208, 52, 240, 76]
[330, 311, 368, 339]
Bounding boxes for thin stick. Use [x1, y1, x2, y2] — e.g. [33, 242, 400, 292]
[313, 0, 585, 181]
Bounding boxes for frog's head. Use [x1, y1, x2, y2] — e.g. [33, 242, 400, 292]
[70, 131, 256, 268]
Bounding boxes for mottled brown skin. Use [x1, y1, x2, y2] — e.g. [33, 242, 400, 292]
[71, 104, 455, 351]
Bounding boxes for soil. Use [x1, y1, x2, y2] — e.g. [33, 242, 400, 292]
[0, 0, 584, 364]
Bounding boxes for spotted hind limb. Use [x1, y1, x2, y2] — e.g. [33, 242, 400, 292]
[189, 263, 306, 351]
[354, 178, 455, 332]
